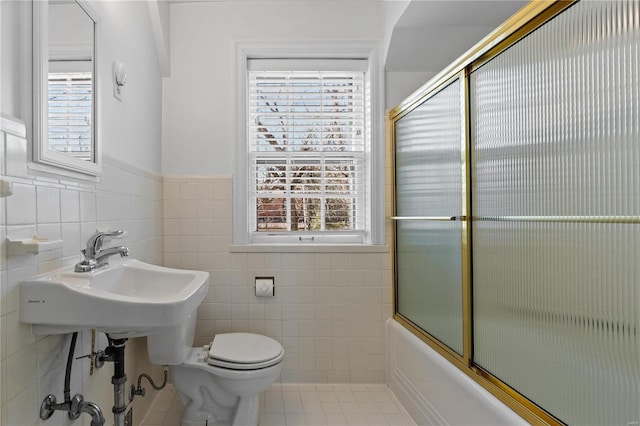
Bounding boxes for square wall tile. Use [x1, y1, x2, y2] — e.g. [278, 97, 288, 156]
[4, 311, 36, 358]
[4, 133, 27, 178]
[79, 191, 96, 222]
[4, 264, 38, 316]
[60, 189, 80, 222]
[163, 181, 181, 200]
[214, 180, 232, 201]
[0, 131, 5, 175]
[6, 343, 37, 401]
[6, 383, 39, 426]
[6, 183, 36, 225]
[61, 222, 81, 257]
[0, 226, 6, 271]
[36, 186, 61, 226]
[196, 182, 214, 200]
[180, 183, 198, 200]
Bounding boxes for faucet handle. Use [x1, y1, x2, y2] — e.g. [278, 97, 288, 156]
[93, 229, 125, 238]
[97, 229, 127, 239]
[86, 230, 125, 256]
[97, 230, 128, 247]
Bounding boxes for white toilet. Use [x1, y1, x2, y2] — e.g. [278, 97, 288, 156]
[146, 311, 284, 426]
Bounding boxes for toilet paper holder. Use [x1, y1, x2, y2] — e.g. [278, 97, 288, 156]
[255, 277, 275, 297]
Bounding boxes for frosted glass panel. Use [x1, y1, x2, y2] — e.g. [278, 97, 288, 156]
[395, 81, 462, 217]
[395, 80, 463, 354]
[471, 1, 640, 423]
[396, 220, 463, 354]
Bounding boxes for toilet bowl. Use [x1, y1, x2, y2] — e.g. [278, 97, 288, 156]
[147, 312, 284, 426]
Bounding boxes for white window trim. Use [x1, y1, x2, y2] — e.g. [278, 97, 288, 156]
[233, 41, 385, 246]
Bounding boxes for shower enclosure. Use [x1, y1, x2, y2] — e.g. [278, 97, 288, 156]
[389, 1, 640, 424]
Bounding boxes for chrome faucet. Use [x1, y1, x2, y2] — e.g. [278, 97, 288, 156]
[75, 230, 129, 272]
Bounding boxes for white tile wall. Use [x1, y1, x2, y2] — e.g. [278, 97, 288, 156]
[0, 118, 165, 425]
[163, 176, 394, 384]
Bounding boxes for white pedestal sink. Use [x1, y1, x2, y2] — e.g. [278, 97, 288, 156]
[19, 259, 209, 338]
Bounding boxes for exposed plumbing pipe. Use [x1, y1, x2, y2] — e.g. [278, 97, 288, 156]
[70, 395, 106, 426]
[39, 333, 78, 418]
[131, 367, 168, 398]
[39, 332, 105, 425]
[106, 336, 129, 426]
[64, 332, 78, 404]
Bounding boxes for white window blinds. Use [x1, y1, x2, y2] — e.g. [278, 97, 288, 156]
[247, 59, 368, 243]
[48, 71, 93, 161]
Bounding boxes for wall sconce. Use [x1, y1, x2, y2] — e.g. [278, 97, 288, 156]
[113, 61, 127, 101]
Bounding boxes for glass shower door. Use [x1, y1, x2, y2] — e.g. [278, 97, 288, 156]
[471, 1, 640, 423]
[393, 78, 465, 355]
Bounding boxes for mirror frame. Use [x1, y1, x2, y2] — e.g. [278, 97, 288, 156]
[32, 0, 101, 178]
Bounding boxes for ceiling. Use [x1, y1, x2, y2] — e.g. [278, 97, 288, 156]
[385, 0, 528, 72]
[162, 0, 527, 73]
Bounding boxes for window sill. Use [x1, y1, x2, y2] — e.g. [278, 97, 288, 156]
[229, 244, 389, 253]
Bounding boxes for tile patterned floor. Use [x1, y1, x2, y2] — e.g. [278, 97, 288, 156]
[141, 383, 416, 426]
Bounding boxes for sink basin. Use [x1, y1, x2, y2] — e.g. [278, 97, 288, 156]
[19, 259, 209, 338]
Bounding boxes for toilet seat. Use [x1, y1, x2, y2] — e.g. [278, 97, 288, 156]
[208, 333, 284, 370]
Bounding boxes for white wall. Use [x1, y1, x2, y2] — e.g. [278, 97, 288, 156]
[162, 0, 385, 176]
[0, 0, 165, 424]
[385, 71, 436, 109]
[88, 0, 163, 174]
[147, 0, 171, 77]
[1, 1, 24, 118]
[381, 0, 410, 64]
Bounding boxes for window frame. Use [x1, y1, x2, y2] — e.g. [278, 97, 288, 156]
[233, 42, 384, 246]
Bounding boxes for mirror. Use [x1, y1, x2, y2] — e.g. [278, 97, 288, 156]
[32, 0, 100, 177]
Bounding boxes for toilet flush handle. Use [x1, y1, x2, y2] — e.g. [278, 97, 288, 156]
[197, 345, 210, 363]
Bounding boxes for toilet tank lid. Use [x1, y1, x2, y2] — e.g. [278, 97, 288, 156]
[209, 333, 283, 364]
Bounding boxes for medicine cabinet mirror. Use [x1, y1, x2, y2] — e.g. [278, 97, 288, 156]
[32, 0, 101, 177]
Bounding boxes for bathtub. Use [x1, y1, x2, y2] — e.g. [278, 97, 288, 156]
[386, 319, 528, 425]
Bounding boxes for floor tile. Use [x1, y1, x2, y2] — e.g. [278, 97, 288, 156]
[140, 382, 416, 426]
[285, 412, 308, 425]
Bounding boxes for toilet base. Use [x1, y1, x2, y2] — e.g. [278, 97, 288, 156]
[231, 395, 259, 426]
[173, 366, 235, 426]
[171, 347, 283, 426]
[178, 395, 259, 426]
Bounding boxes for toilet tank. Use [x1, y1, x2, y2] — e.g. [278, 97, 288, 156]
[146, 309, 197, 365]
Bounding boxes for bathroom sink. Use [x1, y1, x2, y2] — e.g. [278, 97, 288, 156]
[19, 259, 209, 338]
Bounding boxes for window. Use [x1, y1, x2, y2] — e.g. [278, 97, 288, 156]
[48, 69, 93, 161]
[236, 53, 382, 246]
